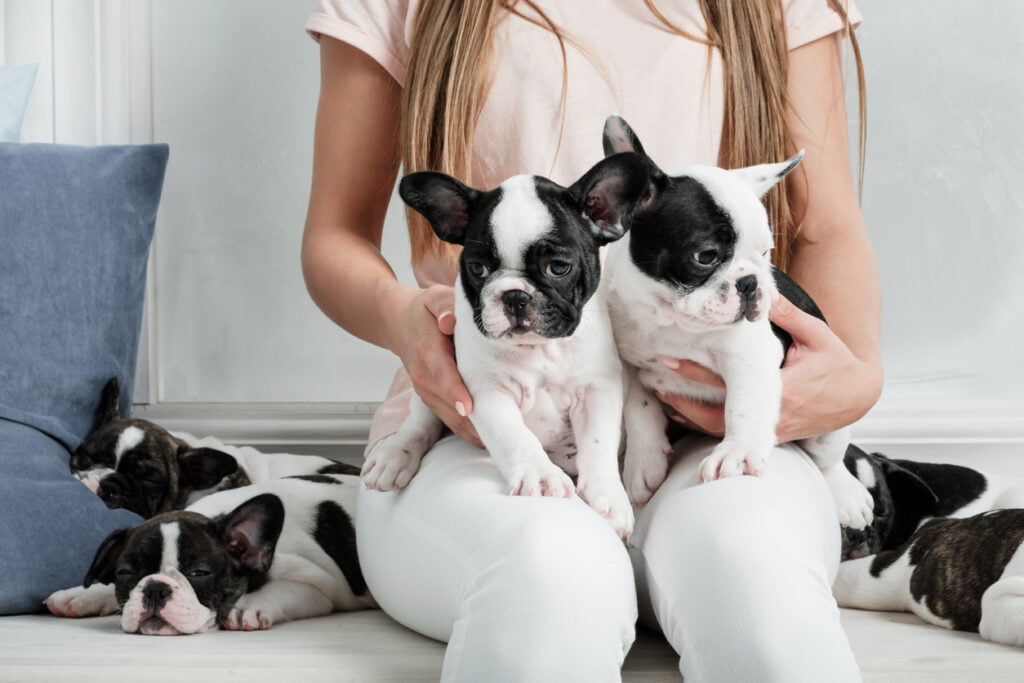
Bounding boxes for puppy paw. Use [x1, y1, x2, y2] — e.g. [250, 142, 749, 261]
[578, 478, 635, 541]
[222, 606, 273, 631]
[699, 440, 768, 483]
[508, 462, 575, 498]
[45, 584, 119, 618]
[361, 437, 425, 492]
[623, 448, 670, 506]
[822, 463, 875, 530]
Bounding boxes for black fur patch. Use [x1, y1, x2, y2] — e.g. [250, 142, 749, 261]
[288, 474, 345, 485]
[628, 175, 735, 294]
[313, 501, 367, 596]
[317, 462, 361, 476]
[891, 459, 988, 517]
[871, 510, 1024, 632]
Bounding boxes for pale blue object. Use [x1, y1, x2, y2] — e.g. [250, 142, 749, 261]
[0, 142, 168, 613]
[0, 64, 37, 142]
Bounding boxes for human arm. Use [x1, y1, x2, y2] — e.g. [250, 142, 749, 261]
[658, 32, 883, 442]
[301, 36, 480, 445]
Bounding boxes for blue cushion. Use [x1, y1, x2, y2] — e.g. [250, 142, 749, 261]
[0, 142, 169, 449]
[0, 64, 37, 142]
[0, 419, 142, 614]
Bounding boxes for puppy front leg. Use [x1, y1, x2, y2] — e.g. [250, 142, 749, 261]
[801, 427, 875, 530]
[572, 380, 633, 540]
[622, 365, 671, 506]
[222, 580, 335, 631]
[45, 583, 119, 618]
[472, 391, 575, 497]
[699, 351, 778, 482]
[361, 394, 443, 491]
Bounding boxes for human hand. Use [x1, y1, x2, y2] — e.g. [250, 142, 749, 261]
[390, 285, 482, 447]
[654, 295, 881, 443]
[768, 294, 881, 443]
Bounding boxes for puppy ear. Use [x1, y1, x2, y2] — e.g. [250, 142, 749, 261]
[83, 527, 130, 587]
[97, 377, 123, 426]
[398, 171, 481, 245]
[730, 150, 805, 197]
[178, 447, 239, 490]
[602, 115, 648, 157]
[881, 458, 941, 509]
[221, 493, 285, 575]
[569, 152, 653, 245]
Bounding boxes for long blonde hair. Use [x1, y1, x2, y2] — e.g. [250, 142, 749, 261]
[401, 0, 865, 273]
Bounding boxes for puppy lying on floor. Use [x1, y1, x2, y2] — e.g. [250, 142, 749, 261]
[70, 378, 358, 518]
[46, 474, 375, 633]
[835, 447, 1024, 646]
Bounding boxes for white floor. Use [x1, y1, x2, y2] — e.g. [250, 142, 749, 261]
[1, 607, 1022, 682]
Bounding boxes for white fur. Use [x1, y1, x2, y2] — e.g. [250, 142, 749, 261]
[979, 543, 1024, 647]
[114, 426, 145, 463]
[604, 163, 873, 529]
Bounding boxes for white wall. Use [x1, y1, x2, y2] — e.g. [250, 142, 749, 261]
[853, 2, 1024, 402]
[5, 0, 1022, 448]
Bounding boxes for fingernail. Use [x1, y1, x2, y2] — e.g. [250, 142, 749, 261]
[455, 401, 467, 417]
[437, 311, 453, 326]
[660, 356, 679, 370]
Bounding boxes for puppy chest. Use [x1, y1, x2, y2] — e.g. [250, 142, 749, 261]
[518, 386, 581, 475]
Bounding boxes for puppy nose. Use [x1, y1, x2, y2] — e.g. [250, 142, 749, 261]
[736, 275, 758, 299]
[502, 290, 531, 318]
[142, 581, 173, 609]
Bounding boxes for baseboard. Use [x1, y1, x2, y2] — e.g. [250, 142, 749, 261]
[133, 398, 1024, 453]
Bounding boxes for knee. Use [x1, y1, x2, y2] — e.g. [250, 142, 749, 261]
[502, 504, 637, 619]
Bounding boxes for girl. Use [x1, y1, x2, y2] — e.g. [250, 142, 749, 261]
[302, 1, 879, 680]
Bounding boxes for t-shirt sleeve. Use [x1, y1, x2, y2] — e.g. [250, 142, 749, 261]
[784, 0, 862, 50]
[305, 0, 416, 84]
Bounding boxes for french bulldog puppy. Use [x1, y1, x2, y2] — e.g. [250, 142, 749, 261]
[600, 115, 873, 532]
[360, 154, 653, 540]
[839, 446, 1024, 559]
[70, 378, 358, 518]
[45, 474, 374, 633]
[834, 509, 1024, 647]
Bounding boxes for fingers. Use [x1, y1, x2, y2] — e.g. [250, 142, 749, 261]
[769, 295, 832, 349]
[656, 391, 726, 437]
[660, 357, 726, 388]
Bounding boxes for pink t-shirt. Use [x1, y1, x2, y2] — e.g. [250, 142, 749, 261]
[305, 0, 862, 452]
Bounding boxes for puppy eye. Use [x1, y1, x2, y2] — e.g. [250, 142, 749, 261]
[187, 568, 212, 578]
[545, 260, 572, 278]
[466, 261, 490, 279]
[115, 566, 135, 577]
[694, 250, 719, 266]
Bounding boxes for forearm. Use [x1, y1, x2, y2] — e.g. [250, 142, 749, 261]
[787, 221, 882, 370]
[301, 226, 417, 353]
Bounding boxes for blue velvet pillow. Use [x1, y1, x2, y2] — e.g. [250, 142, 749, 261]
[0, 142, 169, 449]
[0, 64, 37, 142]
[0, 419, 142, 614]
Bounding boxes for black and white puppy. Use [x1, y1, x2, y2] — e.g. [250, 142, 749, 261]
[834, 448, 1024, 645]
[840, 446, 1024, 559]
[835, 509, 1024, 646]
[601, 116, 873, 531]
[360, 154, 652, 540]
[71, 378, 358, 518]
[46, 474, 374, 633]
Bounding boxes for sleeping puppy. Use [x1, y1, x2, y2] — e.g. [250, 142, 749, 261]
[600, 116, 873, 530]
[70, 378, 358, 518]
[835, 447, 1024, 645]
[361, 153, 652, 540]
[834, 510, 1024, 647]
[840, 446, 1024, 559]
[45, 474, 374, 633]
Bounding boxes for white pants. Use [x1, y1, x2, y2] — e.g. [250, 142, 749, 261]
[357, 433, 861, 682]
